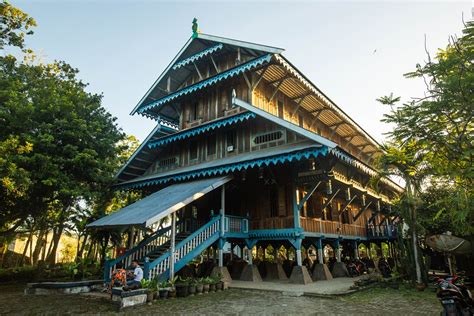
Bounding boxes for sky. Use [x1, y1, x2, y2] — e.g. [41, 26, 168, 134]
[12, 0, 472, 143]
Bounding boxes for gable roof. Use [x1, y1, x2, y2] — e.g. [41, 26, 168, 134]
[130, 33, 284, 117]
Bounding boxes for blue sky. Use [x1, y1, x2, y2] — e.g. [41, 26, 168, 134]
[12, 0, 471, 142]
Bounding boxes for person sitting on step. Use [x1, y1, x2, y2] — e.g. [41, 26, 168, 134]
[108, 262, 127, 297]
[123, 260, 143, 291]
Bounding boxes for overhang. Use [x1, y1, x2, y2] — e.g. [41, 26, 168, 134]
[87, 176, 232, 229]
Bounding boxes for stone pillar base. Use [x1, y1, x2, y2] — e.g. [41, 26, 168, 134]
[311, 263, 333, 281]
[240, 264, 262, 282]
[264, 262, 288, 280]
[331, 262, 350, 278]
[211, 266, 232, 283]
[289, 265, 312, 284]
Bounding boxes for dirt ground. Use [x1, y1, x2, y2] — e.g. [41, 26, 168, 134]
[0, 283, 441, 315]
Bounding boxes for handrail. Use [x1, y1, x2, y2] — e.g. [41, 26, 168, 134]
[104, 220, 184, 281]
[146, 216, 221, 280]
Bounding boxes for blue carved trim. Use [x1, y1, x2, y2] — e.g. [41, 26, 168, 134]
[172, 44, 224, 70]
[137, 54, 273, 115]
[248, 228, 303, 239]
[119, 146, 328, 189]
[148, 112, 256, 149]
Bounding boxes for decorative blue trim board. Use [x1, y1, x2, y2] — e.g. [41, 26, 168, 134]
[119, 146, 328, 189]
[148, 112, 256, 149]
[137, 54, 273, 115]
[172, 44, 224, 70]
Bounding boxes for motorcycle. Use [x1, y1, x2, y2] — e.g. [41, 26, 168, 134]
[435, 273, 473, 316]
[378, 257, 392, 278]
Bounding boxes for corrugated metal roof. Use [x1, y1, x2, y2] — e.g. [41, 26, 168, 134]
[87, 176, 232, 228]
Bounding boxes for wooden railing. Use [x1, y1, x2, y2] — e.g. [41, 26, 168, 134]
[300, 217, 367, 237]
[146, 216, 221, 280]
[250, 216, 294, 230]
[225, 215, 249, 233]
[367, 224, 398, 238]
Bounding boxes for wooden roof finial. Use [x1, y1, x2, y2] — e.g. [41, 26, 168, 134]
[192, 18, 199, 38]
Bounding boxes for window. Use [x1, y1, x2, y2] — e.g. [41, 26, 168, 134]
[190, 140, 198, 160]
[253, 130, 283, 145]
[226, 129, 236, 152]
[159, 156, 177, 168]
[207, 133, 216, 156]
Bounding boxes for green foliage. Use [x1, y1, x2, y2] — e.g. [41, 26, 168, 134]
[0, 1, 36, 51]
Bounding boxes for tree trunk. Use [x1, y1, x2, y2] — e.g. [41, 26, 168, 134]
[32, 230, 46, 264]
[47, 224, 64, 264]
[20, 232, 33, 266]
[77, 234, 88, 260]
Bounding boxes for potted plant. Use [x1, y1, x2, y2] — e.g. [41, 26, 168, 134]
[175, 276, 189, 297]
[195, 278, 204, 295]
[158, 280, 169, 299]
[215, 273, 224, 291]
[188, 278, 197, 296]
[168, 276, 178, 298]
[209, 276, 217, 292]
[202, 277, 210, 294]
[140, 279, 154, 302]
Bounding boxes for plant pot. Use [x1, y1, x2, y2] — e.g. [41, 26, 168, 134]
[188, 285, 196, 296]
[159, 289, 169, 299]
[216, 282, 223, 291]
[175, 284, 189, 297]
[415, 283, 426, 291]
[196, 284, 203, 295]
[147, 291, 154, 302]
[209, 283, 216, 292]
[168, 289, 176, 298]
[203, 284, 210, 293]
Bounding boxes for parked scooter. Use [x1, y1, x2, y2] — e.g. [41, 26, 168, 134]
[378, 257, 392, 278]
[435, 273, 473, 316]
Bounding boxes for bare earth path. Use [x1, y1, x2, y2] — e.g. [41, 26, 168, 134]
[0, 283, 440, 315]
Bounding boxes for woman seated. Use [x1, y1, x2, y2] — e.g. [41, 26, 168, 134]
[108, 262, 127, 297]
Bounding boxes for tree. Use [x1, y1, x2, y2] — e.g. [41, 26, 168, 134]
[0, 1, 36, 51]
[377, 20, 474, 282]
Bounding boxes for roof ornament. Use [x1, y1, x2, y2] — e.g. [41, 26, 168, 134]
[192, 18, 199, 38]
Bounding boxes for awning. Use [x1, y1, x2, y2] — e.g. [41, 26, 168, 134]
[87, 176, 232, 229]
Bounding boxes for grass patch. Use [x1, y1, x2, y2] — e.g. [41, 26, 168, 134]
[345, 286, 438, 305]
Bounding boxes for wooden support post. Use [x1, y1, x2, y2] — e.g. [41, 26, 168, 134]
[219, 184, 225, 267]
[248, 247, 253, 265]
[353, 201, 372, 222]
[353, 240, 359, 259]
[298, 181, 322, 211]
[293, 183, 301, 229]
[316, 239, 324, 264]
[335, 239, 341, 263]
[295, 239, 303, 266]
[169, 211, 177, 280]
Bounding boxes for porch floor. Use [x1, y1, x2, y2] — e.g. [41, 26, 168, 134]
[229, 276, 361, 296]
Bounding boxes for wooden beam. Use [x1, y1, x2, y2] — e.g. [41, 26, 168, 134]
[353, 201, 372, 222]
[242, 72, 252, 89]
[290, 95, 308, 118]
[193, 61, 203, 80]
[134, 157, 153, 163]
[321, 188, 341, 210]
[268, 78, 286, 102]
[127, 165, 147, 171]
[297, 181, 322, 211]
[210, 55, 220, 73]
[339, 195, 357, 216]
[252, 66, 269, 90]
[268, 73, 289, 85]
[367, 212, 378, 224]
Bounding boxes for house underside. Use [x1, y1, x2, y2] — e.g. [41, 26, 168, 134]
[87, 28, 403, 283]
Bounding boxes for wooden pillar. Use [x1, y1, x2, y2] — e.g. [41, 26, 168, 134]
[292, 183, 301, 229]
[316, 239, 324, 264]
[169, 211, 177, 280]
[353, 240, 359, 259]
[219, 184, 225, 267]
[335, 239, 341, 263]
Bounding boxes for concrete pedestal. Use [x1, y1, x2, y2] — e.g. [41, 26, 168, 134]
[264, 262, 288, 281]
[331, 262, 350, 278]
[240, 264, 262, 282]
[211, 266, 232, 283]
[289, 265, 312, 284]
[311, 263, 333, 281]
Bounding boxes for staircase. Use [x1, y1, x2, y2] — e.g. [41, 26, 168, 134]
[103, 221, 184, 282]
[145, 216, 221, 280]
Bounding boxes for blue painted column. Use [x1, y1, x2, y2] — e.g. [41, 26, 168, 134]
[294, 238, 303, 266]
[292, 183, 301, 229]
[219, 184, 226, 267]
[315, 239, 324, 264]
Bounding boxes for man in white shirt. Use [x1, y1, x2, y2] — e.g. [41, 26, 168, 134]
[124, 260, 143, 290]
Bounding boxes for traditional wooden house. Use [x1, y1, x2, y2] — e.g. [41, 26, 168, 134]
[88, 23, 403, 284]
